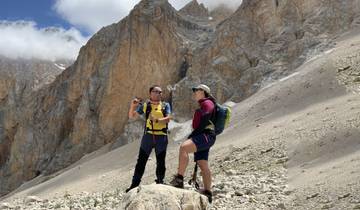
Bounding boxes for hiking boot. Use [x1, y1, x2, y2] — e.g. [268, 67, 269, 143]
[199, 189, 213, 203]
[125, 183, 139, 193]
[201, 190, 213, 203]
[155, 179, 164, 184]
[170, 174, 184, 189]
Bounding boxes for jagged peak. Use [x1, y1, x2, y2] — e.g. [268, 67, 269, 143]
[179, 0, 209, 18]
[131, 0, 175, 16]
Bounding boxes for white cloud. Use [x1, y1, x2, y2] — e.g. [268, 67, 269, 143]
[0, 21, 88, 61]
[54, 0, 242, 34]
[170, 0, 242, 11]
[54, 0, 139, 34]
[0, 0, 242, 61]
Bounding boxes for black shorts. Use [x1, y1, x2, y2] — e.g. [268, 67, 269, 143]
[191, 133, 216, 161]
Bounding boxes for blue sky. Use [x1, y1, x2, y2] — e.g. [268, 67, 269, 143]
[1, 0, 73, 31]
[0, 0, 242, 61]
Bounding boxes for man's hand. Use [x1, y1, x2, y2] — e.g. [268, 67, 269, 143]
[129, 97, 141, 119]
[131, 98, 141, 107]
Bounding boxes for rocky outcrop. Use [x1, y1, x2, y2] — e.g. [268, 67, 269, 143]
[172, 0, 360, 119]
[121, 184, 208, 210]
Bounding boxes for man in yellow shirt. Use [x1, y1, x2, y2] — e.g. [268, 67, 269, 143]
[126, 85, 171, 192]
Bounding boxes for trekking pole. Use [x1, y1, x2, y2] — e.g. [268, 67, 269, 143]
[188, 163, 200, 189]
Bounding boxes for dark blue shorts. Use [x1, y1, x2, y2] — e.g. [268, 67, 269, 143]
[191, 133, 216, 161]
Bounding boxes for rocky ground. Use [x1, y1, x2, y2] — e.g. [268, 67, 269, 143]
[0, 139, 290, 210]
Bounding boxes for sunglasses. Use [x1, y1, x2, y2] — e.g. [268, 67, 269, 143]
[192, 88, 202, 93]
[151, 90, 162, 94]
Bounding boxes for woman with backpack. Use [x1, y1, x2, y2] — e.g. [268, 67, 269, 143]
[170, 84, 216, 203]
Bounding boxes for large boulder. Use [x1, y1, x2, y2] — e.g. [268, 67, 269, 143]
[121, 184, 209, 210]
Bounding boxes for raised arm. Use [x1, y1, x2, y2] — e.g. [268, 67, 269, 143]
[128, 98, 141, 120]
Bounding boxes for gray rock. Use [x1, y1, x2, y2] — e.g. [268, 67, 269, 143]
[338, 193, 351, 200]
[0, 203, 15, 210]
[353, 204, 360, 209]
[24, 196, 43, 204]
[306, 193, 319, 200]
[120, 184, 208, 210]
[322, 203, 335, 209]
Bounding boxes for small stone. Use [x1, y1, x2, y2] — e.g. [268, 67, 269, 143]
[244, 189, 252, 195]
[235, 191, 243, 196]
[350, 199, 360, 204]
[353, 204, 360, 209]
[322, 203, 335, 209]
[338, 193, 351, 200]
[338, 65, 351, 72]
[225, 169, 237, 176]
[276, 157, 289, 164]
[319, 197, 332, 204]
[306, 193, 319, 200]
[261, 148, 274, 154]
[249, 196, 257, 203]
[277, 203, 286, 209]
[216, 182, 225, 190]
[353, 77, 360, 82]
[25, 196, 43, 204]
[284, 190, 293, 195]
[0, 203, 15, 209]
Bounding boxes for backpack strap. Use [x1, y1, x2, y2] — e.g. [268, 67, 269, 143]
[145, 101, 152, 121]
[144, 101, 152, 134]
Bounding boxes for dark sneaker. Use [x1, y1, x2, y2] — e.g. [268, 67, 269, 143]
[170, 174, 184, 189]
[125, 183, 139, 193]
[199, 189, 213, 203]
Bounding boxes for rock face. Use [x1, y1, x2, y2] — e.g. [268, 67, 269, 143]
[0, 57, 71, 167]
[0, 0, 207, 196]
[1, 0, 360, 198]
[120, 184, 208, 210]
[172, 0, 360, 119]
[209, 4, 234, 24]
